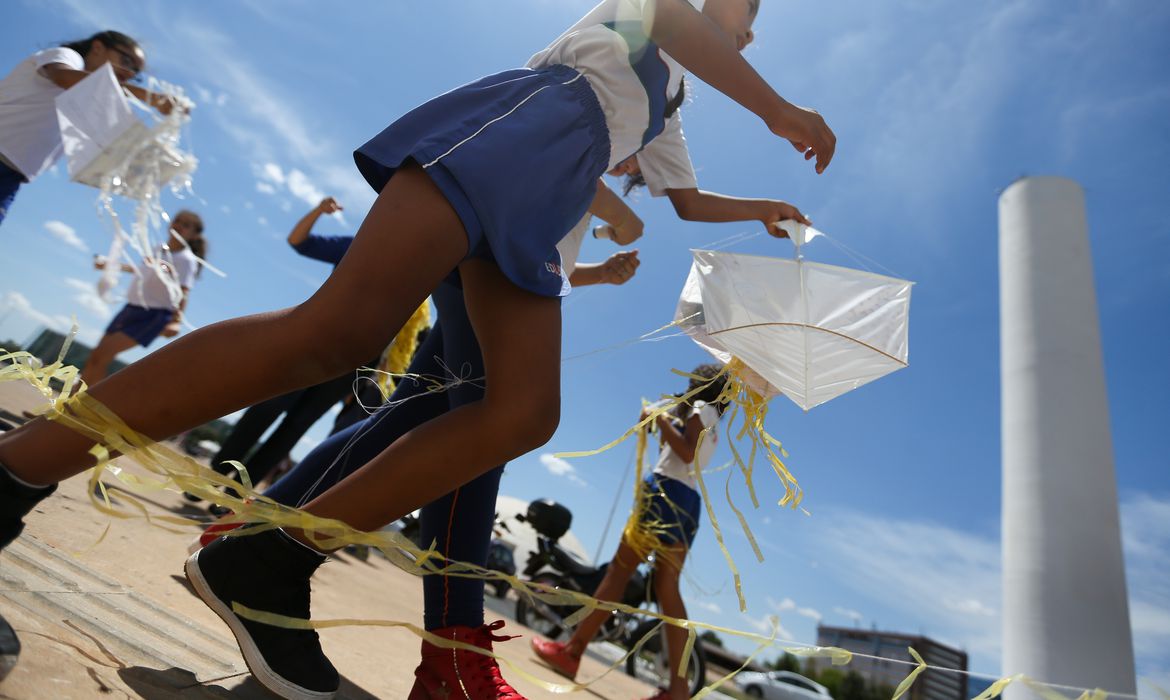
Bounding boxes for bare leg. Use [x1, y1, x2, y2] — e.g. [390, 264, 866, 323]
[651, 542, 691, 700]
[298, 257, 562, 533]
[564, 537, 643, 657]
[0, 162, 468, 485]
[79, 332, 138, 386]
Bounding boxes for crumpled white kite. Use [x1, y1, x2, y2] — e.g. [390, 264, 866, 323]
[55, 63, 204, 307]
[675, 222, 912, 411]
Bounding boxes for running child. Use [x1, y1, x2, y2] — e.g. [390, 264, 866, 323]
[532, 363, 731, 700]
[80, 210, 206, 385]
[0, 1, 834, 697]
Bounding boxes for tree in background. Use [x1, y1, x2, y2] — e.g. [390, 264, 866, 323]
[770, 652, 803, 673]
[816, 667, 844, 698]
[839, 670, 868, 700]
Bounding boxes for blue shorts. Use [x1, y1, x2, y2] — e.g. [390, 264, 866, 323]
[354, 65, 611, 298]
[640, 474, 702, 548]
[104, 304, 173, 347]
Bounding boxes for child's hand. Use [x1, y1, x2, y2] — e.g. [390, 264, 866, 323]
[600, 250, 640, 285]
[770, 104, 836, 174]
[153, 95, 178, 116]
[317, 197, 343, 215]
[160, 321, 182, 338]
[757, 201, 810, 237]
[93, 255, 107, 270]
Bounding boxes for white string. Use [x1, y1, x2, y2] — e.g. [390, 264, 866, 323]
[819, 232, 905, 279]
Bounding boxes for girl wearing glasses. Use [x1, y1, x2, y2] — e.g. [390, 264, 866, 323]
[0, 30, 177, 227]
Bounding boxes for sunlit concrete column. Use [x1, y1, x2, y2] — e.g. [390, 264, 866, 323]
[999, 176, 1136, 697]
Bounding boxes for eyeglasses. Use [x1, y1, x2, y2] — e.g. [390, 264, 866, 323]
[109, 45, 144, 82]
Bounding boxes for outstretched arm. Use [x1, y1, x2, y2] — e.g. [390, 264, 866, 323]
[648, 0, 835, 172]
[666, 187, 809, 237]
[39, 63, 178, 115]
[569, 251, 640, 287]
[93, 255, 136, 273]
[287, 197, 343, 247]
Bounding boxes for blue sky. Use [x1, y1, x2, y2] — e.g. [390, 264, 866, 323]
[1, 0, 1168, 695]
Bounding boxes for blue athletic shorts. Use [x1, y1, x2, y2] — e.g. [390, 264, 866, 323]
[354, 65, 611, 298]
[104, 304, 173, 347]
[640, 473, 702, 548]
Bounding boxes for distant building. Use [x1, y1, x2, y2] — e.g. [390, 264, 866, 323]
[810, 625, 968, 700]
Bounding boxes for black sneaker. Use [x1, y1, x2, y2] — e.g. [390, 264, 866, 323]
[184, 528, 339, 700]
[0, 461, 57, 551]
[0, 613, 18, 682]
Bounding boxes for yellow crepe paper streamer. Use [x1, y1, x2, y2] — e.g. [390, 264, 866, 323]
[891, 647, 928, 700]
[374, 300, 431, 399]
[3, 344, 1133, 700]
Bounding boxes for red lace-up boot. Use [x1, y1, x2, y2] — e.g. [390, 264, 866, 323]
[407, 620, 527, 699]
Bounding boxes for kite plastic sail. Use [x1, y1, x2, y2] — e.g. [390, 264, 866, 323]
[56, 63, 196, 199]
[675, 233, 912, 411]
[55, 63, 203, 308]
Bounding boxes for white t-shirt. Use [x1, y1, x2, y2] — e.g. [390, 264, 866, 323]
[653, 400, 720, 489]
[527, 0, 700, 194]
[0, 48, 86, 180]
[125, 246, 200, 310]
[556, 213, 593, 278]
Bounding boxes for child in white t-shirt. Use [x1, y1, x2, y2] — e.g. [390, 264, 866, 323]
[0, 30, 177, 226]
[533, 363, 731, 700]
[80, 210, 206, 385]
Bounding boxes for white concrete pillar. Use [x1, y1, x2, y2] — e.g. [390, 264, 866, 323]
[1000, 176, 1136, 697]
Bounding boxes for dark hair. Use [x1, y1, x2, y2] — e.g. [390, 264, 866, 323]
[676, 362, 731, 418]
[61, 30, 142, 60]
[175, 209, 204, 235]
[174, 210, 206, 278]
[623, 78, 688, 196]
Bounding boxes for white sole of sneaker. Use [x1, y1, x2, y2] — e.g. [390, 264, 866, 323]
[184, 550, 337, 700]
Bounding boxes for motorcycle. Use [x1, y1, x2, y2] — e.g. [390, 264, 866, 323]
[513, 499, 706, 696]
[486, 512, 518, 598]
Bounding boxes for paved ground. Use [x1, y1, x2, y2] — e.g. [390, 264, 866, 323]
[0, 381, 663, 699]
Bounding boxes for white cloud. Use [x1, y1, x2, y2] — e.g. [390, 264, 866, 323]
[257, 217, 269, 227]
[63, 278, 112, 319]
[0, 291, 72, 333]
[739, 612, 794, 644]
[832, 606, 864, 626]
[43, 220, 87, 252]
[694, 600, 723, 615]
[286, 169, 325, 209]
[1120, 492, 1170, 683]
[769, 596, 823, 623]
[256, 181, 277, 195]
[539, 453, 587, 487]
[259, 162, 286, 186]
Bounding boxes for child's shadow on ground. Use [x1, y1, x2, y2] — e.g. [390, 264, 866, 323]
[120, 666, 381, 698]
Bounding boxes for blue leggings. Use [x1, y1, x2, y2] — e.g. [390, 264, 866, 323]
[0, 160, 25, 226]
[264, 280, 501, 630]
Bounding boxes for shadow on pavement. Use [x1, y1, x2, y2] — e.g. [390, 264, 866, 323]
[120, 666, 382, 699]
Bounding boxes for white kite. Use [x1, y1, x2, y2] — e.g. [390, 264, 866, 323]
[55, 63, 207, 306]
[675, 224, 912, 411]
